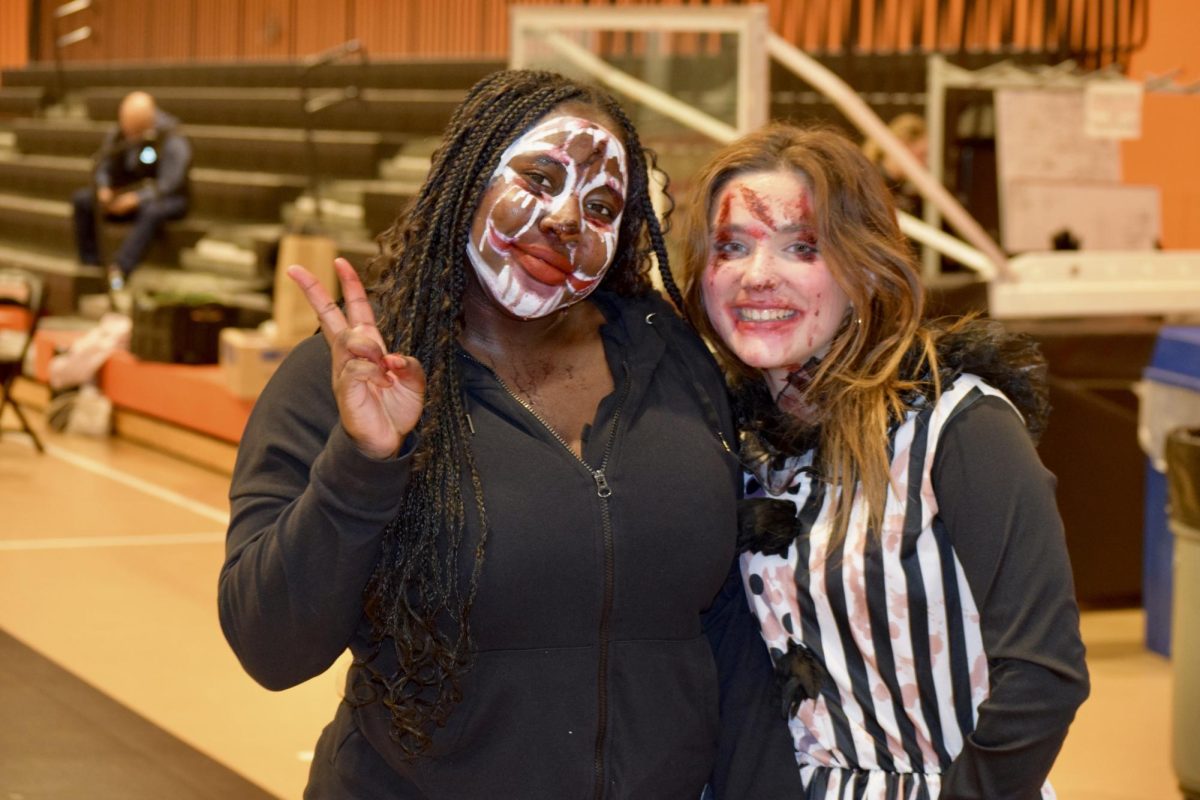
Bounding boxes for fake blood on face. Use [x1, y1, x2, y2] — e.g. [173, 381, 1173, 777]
[700, 169, 850, 398]
[739, 185, 776, 230]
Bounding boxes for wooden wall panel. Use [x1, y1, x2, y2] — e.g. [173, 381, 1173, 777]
[36, 1, 54, 62]
[146, 0, 197, 61]
[193, 0, 244, 60]
[481, 0, 507, 56]
[294, 0, 351, 58]
[353, 0, 414, 58]
[105, 0, 152, 60]
[14, 0, 1148, 65]
[242, 0, 294, 59]
[0, 0, 30, 71]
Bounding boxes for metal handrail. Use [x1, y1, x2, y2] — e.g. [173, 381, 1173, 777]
[297, 39, 368, 230]
[541, 33, 738, 144]
[767, 33, 1007, 280]
[522, 14, 1004, 280]
[539, 30, 1000, 278]
[50, 0, 94, 105]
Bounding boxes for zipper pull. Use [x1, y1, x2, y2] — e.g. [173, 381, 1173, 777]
[592, 469, 612, 498]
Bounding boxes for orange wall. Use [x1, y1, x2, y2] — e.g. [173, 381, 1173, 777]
[1122, 0, 1200, 249]
[0, 0, 29, 78]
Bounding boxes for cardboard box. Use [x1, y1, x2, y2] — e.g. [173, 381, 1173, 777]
[219, 328, 292, 399]
[274, 233, 339, 345]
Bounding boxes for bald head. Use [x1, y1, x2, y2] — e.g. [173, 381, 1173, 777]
[118, 91, 157, 139]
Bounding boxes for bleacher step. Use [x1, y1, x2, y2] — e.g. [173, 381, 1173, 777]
[0, 87, 43, 117]
[180, 238, 263, 281]
[285, 198, 367, 237]
[12, 119, 394, 178]
[0, 154, 307, 223]
[361, 181, 422, 238]
[2, 59, 505, 93]
[0, 191, 207, 267]
[0, 241, 105, 315]
[84, 87, 463, 135]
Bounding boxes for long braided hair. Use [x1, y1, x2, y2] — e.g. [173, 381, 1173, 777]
[358, 69, 678, 757]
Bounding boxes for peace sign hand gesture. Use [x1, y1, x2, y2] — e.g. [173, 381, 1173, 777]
[287, 258, 426, 460]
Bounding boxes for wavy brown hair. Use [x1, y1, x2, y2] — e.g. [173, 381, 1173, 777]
[679, 123, 936, 542]
[358, 69, 678, 757]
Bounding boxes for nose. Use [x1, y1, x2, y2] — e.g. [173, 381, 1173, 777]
[740, 250, 778, 290]
[540, 199, 582, 241]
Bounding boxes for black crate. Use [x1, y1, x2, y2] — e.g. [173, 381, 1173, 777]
[130, 294, 242, 365]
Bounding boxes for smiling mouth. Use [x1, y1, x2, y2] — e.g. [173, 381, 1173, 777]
[514, 249, 569, 286]
[488, 227, 571, 287]
[736, 307, 797, 322]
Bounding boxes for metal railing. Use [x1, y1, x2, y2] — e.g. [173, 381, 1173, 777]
[514, 8, 1005, 280]
[297, 39, 368, 230]
[50, 0, 94, 103]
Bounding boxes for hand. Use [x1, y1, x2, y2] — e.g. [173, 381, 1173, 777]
[96, 187, 114, 206]
[107, 191, 139, 215]
[287, 257, 426, 460]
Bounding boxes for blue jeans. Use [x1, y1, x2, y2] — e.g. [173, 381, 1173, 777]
[72, 188, 189, 275]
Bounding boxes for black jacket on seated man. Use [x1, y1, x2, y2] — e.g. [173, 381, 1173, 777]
[72, 91, 192, 290]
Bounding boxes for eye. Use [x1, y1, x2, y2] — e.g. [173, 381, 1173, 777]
[713, 239, 748, 259]
[523, 171, 553, 191]
[586, 200, 616, 223]
[785, 239, 820, 261]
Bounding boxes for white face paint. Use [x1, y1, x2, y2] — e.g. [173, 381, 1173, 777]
[467, 112, 628, 319]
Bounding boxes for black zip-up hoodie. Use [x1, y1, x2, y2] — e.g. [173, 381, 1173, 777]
[219, 292, 802, 799]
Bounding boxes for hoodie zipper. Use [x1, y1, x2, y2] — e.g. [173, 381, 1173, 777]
[461, 351, 630, 798]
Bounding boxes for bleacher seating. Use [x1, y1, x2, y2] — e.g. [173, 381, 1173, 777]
[0, 58, 504, 315]
[0, 87, 44, 118]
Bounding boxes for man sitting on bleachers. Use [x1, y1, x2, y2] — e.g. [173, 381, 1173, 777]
[72, 91, 192, 293]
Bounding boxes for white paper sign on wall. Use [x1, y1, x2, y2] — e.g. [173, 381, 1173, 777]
[1084, 80, 1144, 140]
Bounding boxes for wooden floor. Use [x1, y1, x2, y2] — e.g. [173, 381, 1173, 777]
[0, 396, 1184, 799]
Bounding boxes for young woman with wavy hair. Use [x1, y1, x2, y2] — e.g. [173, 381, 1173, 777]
[680, 123, 1089, 798]
[219, 71, 799, 798]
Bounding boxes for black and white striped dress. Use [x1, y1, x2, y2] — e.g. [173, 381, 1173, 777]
[741, 375, 1064, 799]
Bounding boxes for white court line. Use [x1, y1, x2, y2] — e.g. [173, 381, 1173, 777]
[43, 442, 230, 525]
[0, 532, 226, 551]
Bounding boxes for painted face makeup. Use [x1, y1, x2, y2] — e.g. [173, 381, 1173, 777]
[467, 112, 627, 319]
[700, 169, 851, 397]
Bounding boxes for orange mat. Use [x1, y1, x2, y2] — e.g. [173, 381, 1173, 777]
[33, 329, 254, 443]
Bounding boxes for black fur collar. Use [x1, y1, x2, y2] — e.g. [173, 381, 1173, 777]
[733, 317, 1050, 470]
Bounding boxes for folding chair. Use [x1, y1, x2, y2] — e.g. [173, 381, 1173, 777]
[0, 268, 45, 453]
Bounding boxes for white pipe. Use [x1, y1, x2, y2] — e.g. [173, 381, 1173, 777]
[542, 32, 740, 144]
[55, 0, 92, 19]
[767, 33, 1011, 281]
[898, 211, 996, 279]
[56, 25, 92, 48]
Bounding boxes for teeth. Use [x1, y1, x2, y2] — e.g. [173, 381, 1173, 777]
[737, 308, 796, 322]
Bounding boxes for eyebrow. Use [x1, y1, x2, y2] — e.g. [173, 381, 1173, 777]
[529, 154, 567, 169]
[716, 222, 816, 235]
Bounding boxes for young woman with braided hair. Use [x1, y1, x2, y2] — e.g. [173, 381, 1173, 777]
[679, 124, 1089, 798]
[219, 70, 800, 798]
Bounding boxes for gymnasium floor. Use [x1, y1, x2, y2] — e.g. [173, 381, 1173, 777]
[0, 407, 1180, 799]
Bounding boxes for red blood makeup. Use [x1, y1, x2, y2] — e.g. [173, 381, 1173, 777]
[700, 170, 850, 400]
